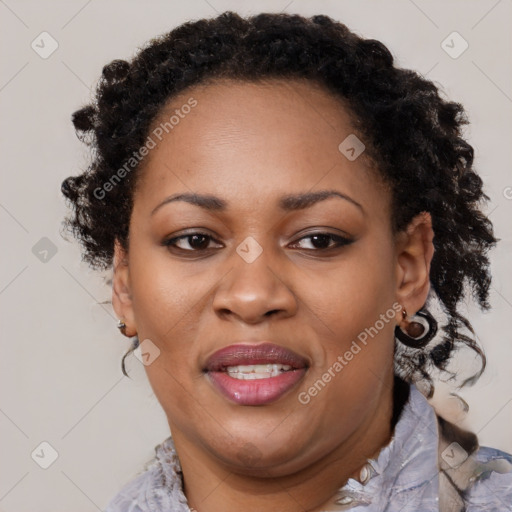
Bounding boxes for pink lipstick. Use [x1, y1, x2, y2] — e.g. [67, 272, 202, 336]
[204, 343, 308, 406]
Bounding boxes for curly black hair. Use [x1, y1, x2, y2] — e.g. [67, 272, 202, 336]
[61, 11, 498, 390]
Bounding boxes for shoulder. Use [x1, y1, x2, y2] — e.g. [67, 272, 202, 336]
[464, 445, 512, 511]
[104, 463, 158, 512]
[104, 436, 189, 512]
[435, 404, 512, 511]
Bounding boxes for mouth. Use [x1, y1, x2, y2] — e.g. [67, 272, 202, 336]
[204, 342, 308, 406]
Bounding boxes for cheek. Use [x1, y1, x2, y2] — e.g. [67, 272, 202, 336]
[302, 238, 397, 344]
[298, 234, 398, 409]
[128, 258, 212, 403]
[130, 259, 204, 345]
[132, 276, 208, 426]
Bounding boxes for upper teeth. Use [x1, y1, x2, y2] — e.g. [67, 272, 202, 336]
[225, 364, 292, 380]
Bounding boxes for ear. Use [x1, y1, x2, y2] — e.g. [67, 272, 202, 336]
[394, 211, 435, 316]
[112, 239, 137, 336]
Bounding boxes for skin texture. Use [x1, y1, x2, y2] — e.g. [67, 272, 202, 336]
[112, 79, 434, 512]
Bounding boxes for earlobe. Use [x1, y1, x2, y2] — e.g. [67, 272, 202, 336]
[112, 239, 137, 337]
[395, 211, 435, 315]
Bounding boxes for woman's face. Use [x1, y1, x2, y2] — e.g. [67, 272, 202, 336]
[113, 79, 432, 478]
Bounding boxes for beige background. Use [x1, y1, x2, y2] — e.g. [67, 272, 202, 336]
[1, 0, 511, 510]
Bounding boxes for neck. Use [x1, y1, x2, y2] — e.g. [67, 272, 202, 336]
[169, 375, 401, 512]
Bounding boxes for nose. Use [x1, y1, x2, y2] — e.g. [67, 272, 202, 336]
[212, 249, 298, 325]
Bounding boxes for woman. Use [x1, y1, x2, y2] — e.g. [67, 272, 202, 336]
[61, 11, 512, 512]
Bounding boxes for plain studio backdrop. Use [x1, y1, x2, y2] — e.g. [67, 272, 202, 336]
[1, 0, 511, 510]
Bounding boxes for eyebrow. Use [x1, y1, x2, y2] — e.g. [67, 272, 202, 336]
[150, 189, 364, 216]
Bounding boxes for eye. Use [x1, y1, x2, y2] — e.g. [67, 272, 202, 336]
[290, 232, 353, 251]
[162, 232, 222, 253]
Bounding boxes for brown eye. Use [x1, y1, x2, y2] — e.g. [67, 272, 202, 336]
[162, 233, 222, 252]
[291, 233, 353, 251]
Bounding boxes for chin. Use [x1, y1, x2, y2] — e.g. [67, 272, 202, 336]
[200, 425, 317, 476]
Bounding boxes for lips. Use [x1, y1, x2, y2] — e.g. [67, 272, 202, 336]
[204, 342, 308, 406]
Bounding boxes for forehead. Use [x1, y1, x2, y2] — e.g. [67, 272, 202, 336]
[147, 77, 357, 156]
[134, 78, 389, 217]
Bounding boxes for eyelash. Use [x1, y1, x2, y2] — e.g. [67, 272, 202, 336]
[162, 231, 353, 254]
